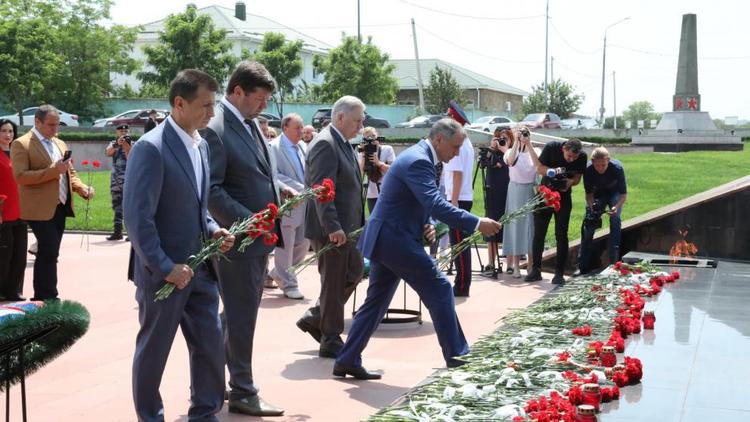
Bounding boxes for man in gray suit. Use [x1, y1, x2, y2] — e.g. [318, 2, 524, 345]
[125, 69, 235, 422]
[268, 113, 309, 300]
[296, 95, 366, 358]
[201, 61, 287, 417]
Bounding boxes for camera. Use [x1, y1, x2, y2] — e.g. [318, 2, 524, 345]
[583, 199, 607, 229]
[122, 135, 132, 145]
[545, 167, 569, 191]
[520, 127, 530, 138]
[360, 136, 384, 182]
[477, 146, 494, 169]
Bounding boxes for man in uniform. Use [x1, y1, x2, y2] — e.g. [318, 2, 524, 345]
[105, 123, 132, 240]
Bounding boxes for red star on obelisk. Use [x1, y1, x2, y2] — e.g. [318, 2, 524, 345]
[675, 98, 684, 109]
[687, 98, 697, 110]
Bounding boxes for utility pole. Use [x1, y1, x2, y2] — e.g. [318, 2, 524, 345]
[357, 0, 361, 43]
[551, 56, 554, 83]
[543, 0, 549, 107]
[411, 18, 425, 114]
[599, 17, 629, 125]
[613, 70, 618, 129]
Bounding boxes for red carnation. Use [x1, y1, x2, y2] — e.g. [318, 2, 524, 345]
[611, 386, 620, 399]
[612, 370, 629, 387]
[92, 160, 101, 168]
[672, 271, 680, 280]
[512, 417, 525, 422]
[81, 160, 90, 166]
[262, 232, 279, 246]
[557, 351, 571, 362]
[566, 385, 583, 406]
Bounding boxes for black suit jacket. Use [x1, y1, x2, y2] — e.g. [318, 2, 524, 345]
[201, 103, 282, 258]
[304, 125, 364, 241]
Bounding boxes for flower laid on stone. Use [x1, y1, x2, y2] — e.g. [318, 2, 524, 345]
[370, 262, 683, 421]
[154, 179, 336, 301]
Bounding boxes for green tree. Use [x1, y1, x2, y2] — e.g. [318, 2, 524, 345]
[424, 65, 464, 114]
[138, 5, 237, 91]
[313, 35, 398, 104]
[47, 0, 139, 121]
[290, 80, 323, 103]
[522, 79, 583, 118]
[623, 101, 661, 128]
[0, 0, 139, 124]
[247, 32, 303, 116]
[0, 1, 63, 125]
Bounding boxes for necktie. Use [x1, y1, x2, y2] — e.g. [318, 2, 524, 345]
[291, 144, 304, 176]
[434, 161, 444, 187]
[244, 119, 271, 164]
[42, 138, 68, 205]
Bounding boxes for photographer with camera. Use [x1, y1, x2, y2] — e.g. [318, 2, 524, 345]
[503, 126, 541, 279]
[358, 127, 395, 213]
[576, 147, 627, 275]
[105, 123, 132, 241]
[525, 138, 587, 285]
[478, 127, 511, 278]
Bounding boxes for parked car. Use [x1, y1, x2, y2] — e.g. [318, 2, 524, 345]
[467, 115, 516, 132]
[395, 114, 446, 128]
[311, 108, 390, 129]
[0, 106, 79, 127]
[259, 112, 282, 128]
[561, 118, 600, 130]
[519, 112, 562, 129]
[104, 109, 169, 128]
[93, 109, 142, 127]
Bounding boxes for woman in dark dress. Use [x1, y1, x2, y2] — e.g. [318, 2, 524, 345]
[481, 127, 512, 277]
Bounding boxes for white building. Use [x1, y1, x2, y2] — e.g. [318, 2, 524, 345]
[112, 2, 330, 91]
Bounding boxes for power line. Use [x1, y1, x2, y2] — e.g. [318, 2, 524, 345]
[549, 21, 600, 55]
[247, 22, 410, 31]
[416, 24, 543, 64]
[553, 59, 599, 80]
[400, 0, 545, 21]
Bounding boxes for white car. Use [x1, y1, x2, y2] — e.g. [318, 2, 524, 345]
[0, 106, 80, 127]
[561, 118, 600, 130]
[92, 109, 142, 127]
[467, 115, 516, 132]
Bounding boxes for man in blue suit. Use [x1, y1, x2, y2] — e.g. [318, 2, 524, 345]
[334, 118, 502, 379]
[124, 69, 235, 421]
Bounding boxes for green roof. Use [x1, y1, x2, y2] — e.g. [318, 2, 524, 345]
[390, 59, 529, 97]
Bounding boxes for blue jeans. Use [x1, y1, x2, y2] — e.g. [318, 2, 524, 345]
[578, 194, 622, 272]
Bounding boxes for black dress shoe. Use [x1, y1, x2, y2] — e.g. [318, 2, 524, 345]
[551, 273, 566, 285]
[3, 295, 26, 301]
[296, 317, 322, 343]
[228, 395, 284, 416]
[319, 339, 343, 358]
[333, 363, 381, 380]
[524, 268, 542, 282]
[106, 232, 123, 241]
[446, 358, 468, 368]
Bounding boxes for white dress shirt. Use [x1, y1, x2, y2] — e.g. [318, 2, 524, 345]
[166, 116, 203, 200]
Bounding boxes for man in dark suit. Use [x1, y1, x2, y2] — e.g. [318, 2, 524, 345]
[296, 95, 366, 358]
[11, 105, 94, 301]
[143, 109, 158, 133]
[124, 70, 235, 421]
[201, 61, 287, 417]
[334, 118, 501, 379]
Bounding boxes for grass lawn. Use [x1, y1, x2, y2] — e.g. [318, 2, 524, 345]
[68, 142, 750, 241]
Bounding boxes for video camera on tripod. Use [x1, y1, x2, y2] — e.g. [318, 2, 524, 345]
[583, 199, 608, 229]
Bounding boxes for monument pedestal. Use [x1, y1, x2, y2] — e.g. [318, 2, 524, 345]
[632, 111, 742, 152]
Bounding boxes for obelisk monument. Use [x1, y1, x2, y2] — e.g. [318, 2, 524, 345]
[632, 14, 742, 151]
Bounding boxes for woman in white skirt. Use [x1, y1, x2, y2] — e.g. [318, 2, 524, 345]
[502, 127, 541, 278]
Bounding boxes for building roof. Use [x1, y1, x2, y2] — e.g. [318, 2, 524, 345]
[139, 5, 331, 55]
[390, 58, 529, 97]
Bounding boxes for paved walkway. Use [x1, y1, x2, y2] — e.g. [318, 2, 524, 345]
[6, 234, 554, 421]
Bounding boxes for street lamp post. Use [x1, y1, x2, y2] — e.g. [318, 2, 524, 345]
[599, 17, 629, 125]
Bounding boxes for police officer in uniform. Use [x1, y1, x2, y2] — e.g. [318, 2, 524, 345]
[105, 123, 132, 240]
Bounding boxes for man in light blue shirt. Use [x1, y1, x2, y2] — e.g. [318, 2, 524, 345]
[269, 113, 309, 300]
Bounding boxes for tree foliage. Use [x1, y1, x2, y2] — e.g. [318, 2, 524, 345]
[622, 100, 661, 127]
[138, 5, 236, 91]
[247, 32, 303, 115]
[0, 0, 138, 123]
[424, 65, 464, 114]
[312, 35, 398, 104]
[522, 79, 584, 118]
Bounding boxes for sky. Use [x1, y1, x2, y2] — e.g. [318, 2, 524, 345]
[109, 0, 750, 120]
